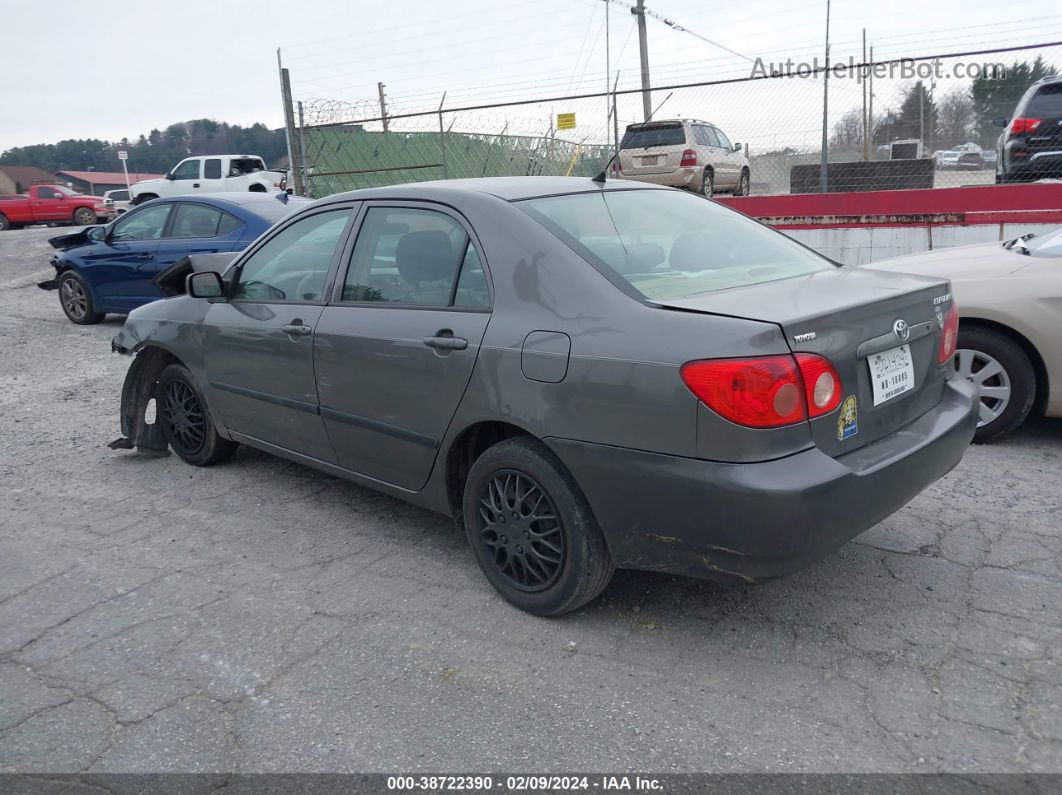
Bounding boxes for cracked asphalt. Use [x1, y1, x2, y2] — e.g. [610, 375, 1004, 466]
[0, 226, 1060, 775]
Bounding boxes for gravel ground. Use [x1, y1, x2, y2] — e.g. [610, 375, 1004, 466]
[0, 225, 1060, 775]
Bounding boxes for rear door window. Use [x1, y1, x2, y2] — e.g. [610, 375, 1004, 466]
[203, 159, 222, 179]
[169, 203, 235, 238]
[620, 124, 686, 149]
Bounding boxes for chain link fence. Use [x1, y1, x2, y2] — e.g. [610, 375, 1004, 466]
[294, 43, 1061, 198]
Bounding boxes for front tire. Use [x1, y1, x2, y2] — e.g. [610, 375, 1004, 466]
[955, 326, 1036, 443]
[0, 213, 10, 231]
[735, 168, 750, 196]
[58, 270, 104, 324]
[157, 363, 239, 466]
[73, 207, 97, 226]
[462, 437, 614, 616]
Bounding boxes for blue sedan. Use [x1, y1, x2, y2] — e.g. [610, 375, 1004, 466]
[41, 192, 310, 324]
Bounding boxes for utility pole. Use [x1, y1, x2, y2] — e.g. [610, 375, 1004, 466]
[378, 82, 389, 132]
[605, 0, 611, 148]
[862, 29, 870, 161]
[632, 0, 651, 121]
[869, 45, 874, 156]
[819, 0, 831, 193]
[277, 52, 303, 196]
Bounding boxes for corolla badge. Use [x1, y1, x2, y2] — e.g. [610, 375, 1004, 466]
[893, 319, 910, 342]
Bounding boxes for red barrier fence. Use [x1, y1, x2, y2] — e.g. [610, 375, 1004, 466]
[717, 184, 1062, 229]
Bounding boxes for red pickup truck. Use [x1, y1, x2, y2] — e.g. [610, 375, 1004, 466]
[0, 184, 114, 231]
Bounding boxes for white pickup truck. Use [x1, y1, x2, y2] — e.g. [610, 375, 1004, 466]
[130, 155, 286, 204]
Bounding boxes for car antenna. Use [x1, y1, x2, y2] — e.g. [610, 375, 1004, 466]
[592, 91, 674, 184]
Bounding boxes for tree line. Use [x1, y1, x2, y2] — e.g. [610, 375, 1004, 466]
[830, 56, 1057, 152]
[0, 119, 290, 174]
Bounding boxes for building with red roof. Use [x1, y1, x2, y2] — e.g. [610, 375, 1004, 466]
[55, 170, 165, 196]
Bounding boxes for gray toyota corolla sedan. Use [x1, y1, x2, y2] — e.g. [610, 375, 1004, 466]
[111, 177, 978, 615]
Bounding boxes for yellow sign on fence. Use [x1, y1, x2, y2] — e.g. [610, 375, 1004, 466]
[556, 113, 576, 130]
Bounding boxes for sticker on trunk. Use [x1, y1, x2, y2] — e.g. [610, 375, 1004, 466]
[837, 396, 859, 440]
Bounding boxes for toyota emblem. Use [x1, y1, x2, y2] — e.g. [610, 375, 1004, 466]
[893, 319, 910, 342]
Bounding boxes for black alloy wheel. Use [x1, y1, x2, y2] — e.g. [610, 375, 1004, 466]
[162, 377, 207, 457]
[477, 470, 565, 592]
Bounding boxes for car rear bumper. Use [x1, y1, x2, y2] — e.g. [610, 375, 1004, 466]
[615, 168, 700, 189]
[545, 376, 978, 583]
[1002, 149, 1062, 180]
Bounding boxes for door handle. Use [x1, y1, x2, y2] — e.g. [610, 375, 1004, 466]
[282, 322, 312, 337]
[136, 253, 153, 261]
[193, 183, 200, 188]
[423, 331, 468, 351]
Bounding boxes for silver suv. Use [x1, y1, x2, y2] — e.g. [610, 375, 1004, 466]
[612, 119, 750, 197]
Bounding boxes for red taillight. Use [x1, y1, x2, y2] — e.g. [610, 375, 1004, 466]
[681, 356, 805, 428]
[1009, 117, 1041, 135]
[794, 353, 842, 417]
[939, 305, 959, 363]
[682, 354, 844, 428]
[680, 148, 697, 167]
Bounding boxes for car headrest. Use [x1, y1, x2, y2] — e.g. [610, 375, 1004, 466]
[669, 230, 723, 272]
[395, 230, 455, 285]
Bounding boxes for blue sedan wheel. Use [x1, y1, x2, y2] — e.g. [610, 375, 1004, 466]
[58, 271, 104, 325]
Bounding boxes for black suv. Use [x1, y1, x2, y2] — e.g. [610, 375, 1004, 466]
[995, 77, 1062, 183]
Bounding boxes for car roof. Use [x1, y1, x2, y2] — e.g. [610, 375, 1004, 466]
[313, 176, 670, 204]
[160, 192, 310, 208]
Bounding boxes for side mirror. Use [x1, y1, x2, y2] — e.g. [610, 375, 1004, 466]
[165, 172, 175, 180]
[732, 143, 743, 152]
[187, 271, 225, 299]
[87, 226, 107, 242]
[993, 117, 1008, 128]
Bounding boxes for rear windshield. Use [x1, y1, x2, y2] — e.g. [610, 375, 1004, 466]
[519, 189, 834, 300]
[1027, 83, 1062, 117]
[620, 124, 685, 149]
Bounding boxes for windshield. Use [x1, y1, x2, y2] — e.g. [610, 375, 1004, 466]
[520, 189, 835, 300]
[620, 124, 685, 149]
[1020, 228, 1062, 258]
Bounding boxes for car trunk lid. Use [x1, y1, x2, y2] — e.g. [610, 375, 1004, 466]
[658, 267, 955, 457]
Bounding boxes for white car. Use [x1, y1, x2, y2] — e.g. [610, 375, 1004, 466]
[101, 188, 132, 215]
[130, 155, 286, 205]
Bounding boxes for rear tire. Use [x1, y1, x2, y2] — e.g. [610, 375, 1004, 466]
[58, 270, 104, 325]
[462, 437, 614, 616]
[956, 326, 1036, 443]
[157, 363, 239, 466]
[0, 213, 9, 231]
[700, 169, 714, 198]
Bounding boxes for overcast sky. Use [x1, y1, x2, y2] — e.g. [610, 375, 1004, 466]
[2, 0, 1059, 153]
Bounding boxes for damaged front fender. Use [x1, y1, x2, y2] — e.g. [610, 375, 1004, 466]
[110, 346, 174, 456]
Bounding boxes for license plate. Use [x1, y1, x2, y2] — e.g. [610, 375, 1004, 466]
[641, 156, 658, 166]
[868, 344, 915, 405]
